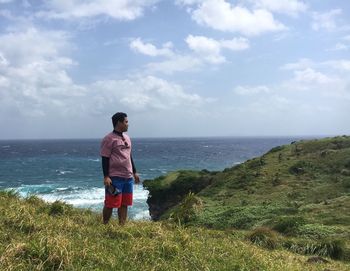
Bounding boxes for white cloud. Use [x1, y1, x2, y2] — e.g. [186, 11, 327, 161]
[220, 37, 250, 50]
[91, 76, 208, 111]
[283, 58, 350, 72]
[186, 34, 249, 64]
[36, 0, 159, 21]
[279, 66, 350, 103]
[324, 60, 350, 71]
[233, 85, 271, 95]
[235, 94, 293, 115]
[0, 27, 88, 118]
[184, 0, 286, 36]
[294, 68, 333, 84]
[327, 43, 348, 51]
[281, 58, 314, 70]
[0, 27, 72, 67]
[131, 34, 249, 74]
[186, 35, 222, 64]
[130, 38, 173, 57]
[0, 27, 209, 120]
[0, 52, 9, 66]
[176, 0, 204, 5]
[0, 0, 14, 3]
[311, 9, 342, 31]
[250, 0, 307, 16]
[344, 35, 350, 41]
[146, 55, 203, 74]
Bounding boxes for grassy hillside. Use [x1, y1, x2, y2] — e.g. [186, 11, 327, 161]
[1, 191, 350, 271]
[144, 136, 350, 261]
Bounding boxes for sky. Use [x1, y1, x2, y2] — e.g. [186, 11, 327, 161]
[0, 0, 349, 139]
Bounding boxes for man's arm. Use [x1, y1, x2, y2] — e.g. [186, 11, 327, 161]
[102, 156, 112, 186]
[131, 154, 140, 184]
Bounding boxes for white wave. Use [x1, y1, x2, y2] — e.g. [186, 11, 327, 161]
[55, 170, 73, 175]
[40, 187, 104, 204]
[15, 184, 57, 197]
[55, 187, 70, 191]
[16, 184, 151, 220]
[133, 185, 149, 200]
[132, 209, 151, 220]
[88, 159, 99, 162]
[11, 182, 150, 219]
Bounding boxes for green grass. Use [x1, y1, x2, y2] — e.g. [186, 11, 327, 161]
[1, 191, 350, 270]
[144, 136, 350, 263]
[2, 136, 350, 270]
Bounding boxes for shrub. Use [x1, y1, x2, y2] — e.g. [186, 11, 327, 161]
[170, 192, 203, 224]
[0, 189, 19, 198]
[344, 158, 350, 169]
[49, 201, 72, 216]
[289, 161, 308, 175]
[247, 158, 265, 169]
[25, 194, 45, 206]
[273, 216, 306, 235]
[267, 145, 284, 154]
[296, 224, 340, 239]
[247, 227, 278, 249]
[283, 238, 346, 260]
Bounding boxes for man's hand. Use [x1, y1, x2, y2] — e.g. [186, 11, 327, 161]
[104, 176, 112, 186]
[133, 173, 140, 184]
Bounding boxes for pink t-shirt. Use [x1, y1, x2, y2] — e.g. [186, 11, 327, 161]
[100, 132, 133, 178]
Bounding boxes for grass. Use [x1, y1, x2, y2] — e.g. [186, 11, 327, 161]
[143, 136, 350, 263]
[1, 191, 350, 270]
[2, 136, 350, 270]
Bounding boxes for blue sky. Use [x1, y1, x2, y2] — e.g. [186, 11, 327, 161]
[0, 0, 349, 139]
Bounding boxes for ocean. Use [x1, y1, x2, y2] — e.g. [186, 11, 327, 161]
[0, 136, 304, 220]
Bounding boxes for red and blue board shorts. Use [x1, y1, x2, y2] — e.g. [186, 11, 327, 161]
[104, 177, 133, 208]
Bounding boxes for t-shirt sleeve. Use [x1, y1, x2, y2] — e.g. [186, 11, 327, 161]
[100, 136, 113, 157]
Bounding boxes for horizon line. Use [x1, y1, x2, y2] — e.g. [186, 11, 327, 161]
[0, 134, 346, 141]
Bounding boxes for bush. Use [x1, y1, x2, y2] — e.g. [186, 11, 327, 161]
[267, 145, 284, 154]
[289, 161, 308, 175]
[49, 201, 72, 216]
[247, 227, 278, 249]
[273, 216, 306, 235]
[170, 192, 203, 224]
[25, 194, 45, 206]
[344, 158, 350, 169]
[0, 189, 19, 198]
[283, 238, 346, 260]
[296, 224, 340, 239]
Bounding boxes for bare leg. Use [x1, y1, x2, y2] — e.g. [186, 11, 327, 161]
[103, 206, 113, 224]
[118, 205, 128, 225]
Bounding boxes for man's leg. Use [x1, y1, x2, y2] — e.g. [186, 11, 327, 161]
[118, 205, 128, 225]
[103, 206, 113, 224]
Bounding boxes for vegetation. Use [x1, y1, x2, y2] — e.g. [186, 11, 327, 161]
[144, 136, 350, 262]
[2, 135, 350, 270]
[1, 191, 350, 271]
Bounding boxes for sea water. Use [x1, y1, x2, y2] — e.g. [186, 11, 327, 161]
[0, 137, 305, 219]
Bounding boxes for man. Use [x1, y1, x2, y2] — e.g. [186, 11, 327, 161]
[100, 112, 140, 225]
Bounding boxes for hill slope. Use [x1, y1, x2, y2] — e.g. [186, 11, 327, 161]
[144, 136, 350, 260]
[2, 192, 350, 270]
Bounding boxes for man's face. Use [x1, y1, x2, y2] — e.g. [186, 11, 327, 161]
[118, 117, 129, 132]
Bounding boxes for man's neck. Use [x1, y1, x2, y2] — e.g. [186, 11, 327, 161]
[113, 129, 123, 136]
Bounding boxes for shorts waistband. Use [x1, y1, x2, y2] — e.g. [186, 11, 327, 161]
[110, 176, 133, 181]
